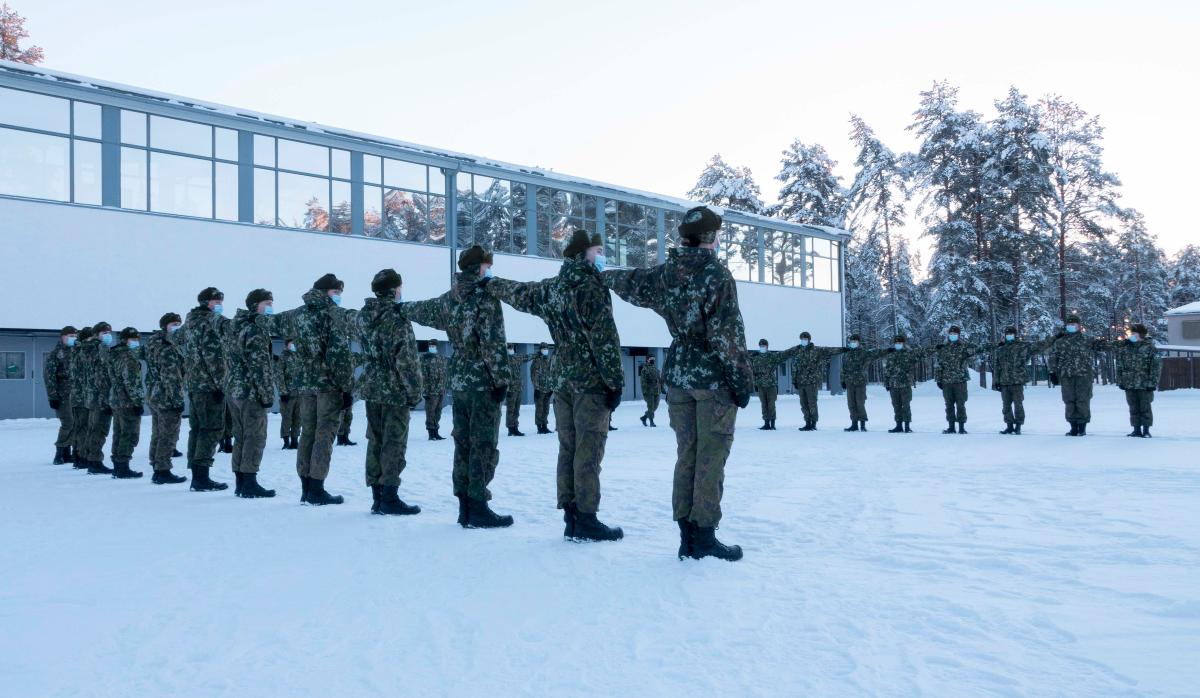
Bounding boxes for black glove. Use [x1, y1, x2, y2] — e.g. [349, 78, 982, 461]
[1048, 372, 1059, 387]
[132, 401, 143, 411]
[1055, 332, 1065, 339]
[1117, 384, 1126, 391]
[936, 381, 943, 390]
[340, 392, 354, 409]
[101, 406, 113, 416]
[992, 384, 1001, 392]
[491, 385, 508, 403]
[213, 389, 225, 403]
[733, 391, 751, 409]
[280, 395, 290, 404]
[48, 399, 60, 411]
[840, 381, 846, 389]
[936, 344, 945, 350]
[604, 389, 621, 411]
[261, 399, 274, 409]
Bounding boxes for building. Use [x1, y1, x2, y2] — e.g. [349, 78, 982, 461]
[1164, 302, 1200, 349]
[0, 60, 848, 420]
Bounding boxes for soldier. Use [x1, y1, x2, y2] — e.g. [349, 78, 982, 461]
[503, 344, 535, 436]
[67, 326, 94, 470]
[882, 334, 928, 433]
[145, 313, 188, 484]
[182, 288, 230, 491]
[107, 327, 145, 479]
[44, 325, 77, 465]
[274, 338, 301, 449]
[992, 326, 1050, 435]
[489, 229, 625, 542]
[749, 338, 801, 430]
[1047, 315, 1108, 436]
[531, 342, 555, 434]
[290, 273, 355, 504]
[791, 331, 841, 431]
[358, 269, 425, 515]
[840, 333, 886, 432]
[83, 322, 116, 475]
[1116, 323, 1163, 438]
[639, 355, 662, 427]
[421, 340, 448, 441]
[932, 325, 989, 434]
[602, 205, 753, 561]
[227, 289, 278, 498]
[402, 245, 514, 528]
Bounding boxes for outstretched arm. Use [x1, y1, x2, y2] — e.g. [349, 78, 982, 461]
[601, 267, 664, 312]
[399, 292, 452, 331]
[488, 277, 552, 321]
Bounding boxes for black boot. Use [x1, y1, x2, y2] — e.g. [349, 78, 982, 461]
[64, 447, 76, 463]
[190, 466, 228, 492]
[957, 422, 967, 435]
[1078, 422, 1087, 436]
[300, 475, 310, 503]
[844, 422, 859, 432]
[507, 426, 525, 437]
[239, 472, 276, 498]
[903, 422, 912, 433]
[285, 437, 298, 450]
[371, 484, 381, 513]
[888, 421, 903, 433]
[573, 511, 623, 542]
[608, 423, 617, 431]
[799, 420, 814, 431]
[234, 471, 245, 496]
[1127, 426, 1142, 438]
[306, 478, 344, 505]
[172, 448, 183, 458]
[770, 419, 777, 430]
[1066, 422, 1079, 436]
[1143, 426, 1152, 438]
[648, 415, 655, 427]
[640, 415, 648, 427]
[759, 420, 770, 430]
[73, 455, 90, 470]
[219, 437, 233, 453]
[943, 422, 956, 434]
[281, 438, 290, 450]
[1013, 424, 1021, 435]
[151, 468, 186, 485]
[336, 434, 356, 446]
[457, 494, 469, 527]
[1000, 423, 1014, 434]
[431, 429, 445, 441]
[466, 497, 514, 528]
[537, 425, 552, 434]
[53, 446, 66, 465]
[112, 462, 143, 479]
[691, 526, 743, 561]
[562, 503, 577, 538]
[87, 458, 113, 475]
[377, 485, 420, 515]
[677, 520, 695, 560]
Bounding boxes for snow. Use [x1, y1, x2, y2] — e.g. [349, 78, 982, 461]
[1165, 301, 1200, 316]
[2, 383, 1198, 697]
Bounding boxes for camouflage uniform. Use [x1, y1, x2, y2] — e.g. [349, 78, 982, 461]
[639, 361, 662, 423]
[80, 337, 114, 465]
[791, 345, 841, 425]
[505, 352, 535, 430]
[402, 272, 511, 501]
[992, 338, 1051, 427]
[531, 350, 555, 431]
[603, 247, 754, 528]
[933, 341, 987, 425]
[182, 305, 227, 471]
[490, 256, 625, 514]
[43, 341, 75, 451]
[749, 346, 800, 423]
[840, 346, 887, 424]
[1048, 332, 1108, 425]
[290, 288, 355, 481]
[227, 309, 275, 475]
[145, 329, 186, 471]
[1116, 338, 1163, 428]
[68, 333, 94, 462]
[358, 296, 423, 487]
[881, 347, 929, 423]
[107, 341, 144, 467]
[273, 349, 301, 443]
[420, 350, 448, 433]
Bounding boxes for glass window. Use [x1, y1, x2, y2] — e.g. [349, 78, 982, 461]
[330, 180, 352, 233]
[385, 158, 426, 192]
[363, 184, 383, 237]
[120, 110, 147, 146]
[253, 168, 275, 225]
[473, 178, 516, 252]
[0, 86, 69, 133]
[383, 188, 423, 241]
[427, 194, 447, 244]
[278, 138, 328, 176]
[215, 162, 238, 221]
[215, 128, 238, 161]
[277, 171, 328, 230]
[150, 152, 212, 218]
[73, 139, 102, 205]
[720, 223, 758, 282]
[428, 167, 445, 195]
[150, 115, 211, 157]
[363, 154, 382, 184]
[120, 146, 147, 210]
[813, 256, 833, 291]
[1, 351, 25, 380]
[72, 102, 101, 140]
[253, 134, 275, 167]
[331, 149, 350, 180]
[0, 127, 69, 201]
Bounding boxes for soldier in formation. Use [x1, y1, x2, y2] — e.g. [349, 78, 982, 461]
[531, 342, 555, 435]
[931, 325, 989, 435]
[182, 288, 230, 491]
[881, 334, 928, 433]
[145, 313, 188, 483]
[748, 338, 801, 430]
[107, 327, 145, 479]
[504, 345, 535, 436]
[1047, 315, 1108, 436]
[839, 334, 884, 432]
[80, 322, 115, 474]
[67, 326, 93, 470]
[1115, 323, 1163, 438]
[791, 331, 840, 431]
[638, 355, 662, 427]
[991, 326, 1050, 435]
[274, 337, 300, 449]
[226, 289, 277, 498]
[421, 340, 448, 441]
[44, 326, 77, 465]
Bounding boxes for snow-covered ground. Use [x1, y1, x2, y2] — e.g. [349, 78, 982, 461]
[2, 382, 1197, 697]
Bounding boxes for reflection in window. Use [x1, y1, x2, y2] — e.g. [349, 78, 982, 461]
[330, 180, 352, 234]
[719, 223, 759, 282]
[385, 158, 426, 192]
[0, 127, 69, 201]
[150, 115, 212, 157]
[215, 162, 238, 221]
[253, 168, 275, 225]
[428, 194, 447, 244]
[120, 146, 147, 210]
[150, 152, 212, 218]
[278, 171, 328, 231]
[120, 110, 147, 146]
[278, 138, 328, 176]
[364, 184, 383, 236]
[606, 200, 657, 268]
[73, 139, 102, 205]
[215, 128, 238, 161]
[73, 102, 101, 140]
[383, 188, 423, 241]
[0, 87, 69, 133]
[1, 351, 25, 380]
[253, 134, 275, 167]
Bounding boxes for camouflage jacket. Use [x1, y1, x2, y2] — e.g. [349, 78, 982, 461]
[1115, 339, 1162, 390]
[273, 349, 300, 397]
[490, 259, 624, 394]
[106, 343, 144, 409]
[356, 296, 423, 407]
[420, 352, 447, 397]
[1048, 333, 1108, 379]
[531, 353, 554, 392]
[68, 340, 93, 407]
[749, 346, 801, 391]
[289, 288, 355, 394]
[639, 363, 662, 396]
[507, 353, 535, 389]
[43, 343, 71, 402]
[602, 247, 753, 396]
[228, 310, 275, 404]
[992, 338, 1051, 386]
[145, 330, 186, 411]
[791, 345, 841, 388]
[840, 347, 887, 386]
[882, 347, 930, 390]
[402, 272, 511, 393]
[182, 305, 228, 394]
[87, 342, 113, 409]
[933, 341, 986, 384]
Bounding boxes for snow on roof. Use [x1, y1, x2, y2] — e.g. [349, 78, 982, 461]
[0, 60, 848, 241]
[1165, 302, 1200, 316]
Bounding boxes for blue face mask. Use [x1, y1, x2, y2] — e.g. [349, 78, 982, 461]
[1129, 334, 1140, 343]
[593, 254, 607, 272]
[948, 334, 959, 343]
[65, 336, 77, 347]
[428, 346, 438, 354]
[287, 343, 296, 352]
[263, 305, 274, 316]
[483, 268, 494, 280]
[1066, 324, 1078, 334]
[759, 347, 768, 353]
[394, 292, 403, 305]
[894, 343, 904, 351]
[848, 341, 859, 349]
[212, 304, 223, 315]
[1005, 334, 1015, 342]
[330, 294, 342, 307]
[100, 333, 114, 347]
[168, 324, 181, 333]
[799, 339, 810, 347]
[127, 340, 140, 350]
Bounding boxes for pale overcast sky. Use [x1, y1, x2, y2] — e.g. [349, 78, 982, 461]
[16, 0, 1200, 253]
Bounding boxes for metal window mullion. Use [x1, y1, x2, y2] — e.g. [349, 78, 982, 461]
[100, 105, 120, 207]
[757, 226, 765, 283]
[445, 168, 458, 281]
[350, 152, 364, 236]
[68, 101, 75, 203]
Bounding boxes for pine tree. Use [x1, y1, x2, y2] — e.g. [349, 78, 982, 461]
[1167, 245, 1200, 308]
[0, 4, 43, 64]
[1114, 210, 1169, 329]
[689, 154, 766, 275]
[773, 140, 846, 227]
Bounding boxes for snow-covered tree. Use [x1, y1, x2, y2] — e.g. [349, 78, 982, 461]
[1114, 210, 1169, 329]
[0, 4, 42, 64]
[773, 140, 845, 227]
[688, 154, 765, 214]
[1167, 245, 1200, 308]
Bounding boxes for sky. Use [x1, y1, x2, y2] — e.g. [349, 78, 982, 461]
[13, 0, 1200, 255]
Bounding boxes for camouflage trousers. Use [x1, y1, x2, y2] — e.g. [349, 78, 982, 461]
[186, 391, 224, 470]
[221, 400, 233, 441]
[110, 407, 142, 466]
[758, 385, 778, 421]
[999, 384, 1025, 425]
[230, 398, 267, 474]
[534, 389, 554, 430]
[796, 384, 819, 423]
[667, 387, 737, 528]
[338, 402, 354, 438]
[1124, 388, 1154, 427]
[84, 405, 112, 463]
[845, 383, 868, 422]
[150, 407, 182, 471]
[505, 386, 523, 429]
[554, 392, 610, 513]
[1060, 375, 1093, 424]
[71, 402, 88, 456]
[54, 397, 75, 448]
[365, 402, 411, 487]
[642, 391, 660, 419]
[942, 381, 968, 424]
[423, 392, 444, 431]
[279, 395, 300, 441]
[451, 390, 501, 501]
[296, 391, 341, 480]
[888, 386, 912, 422]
